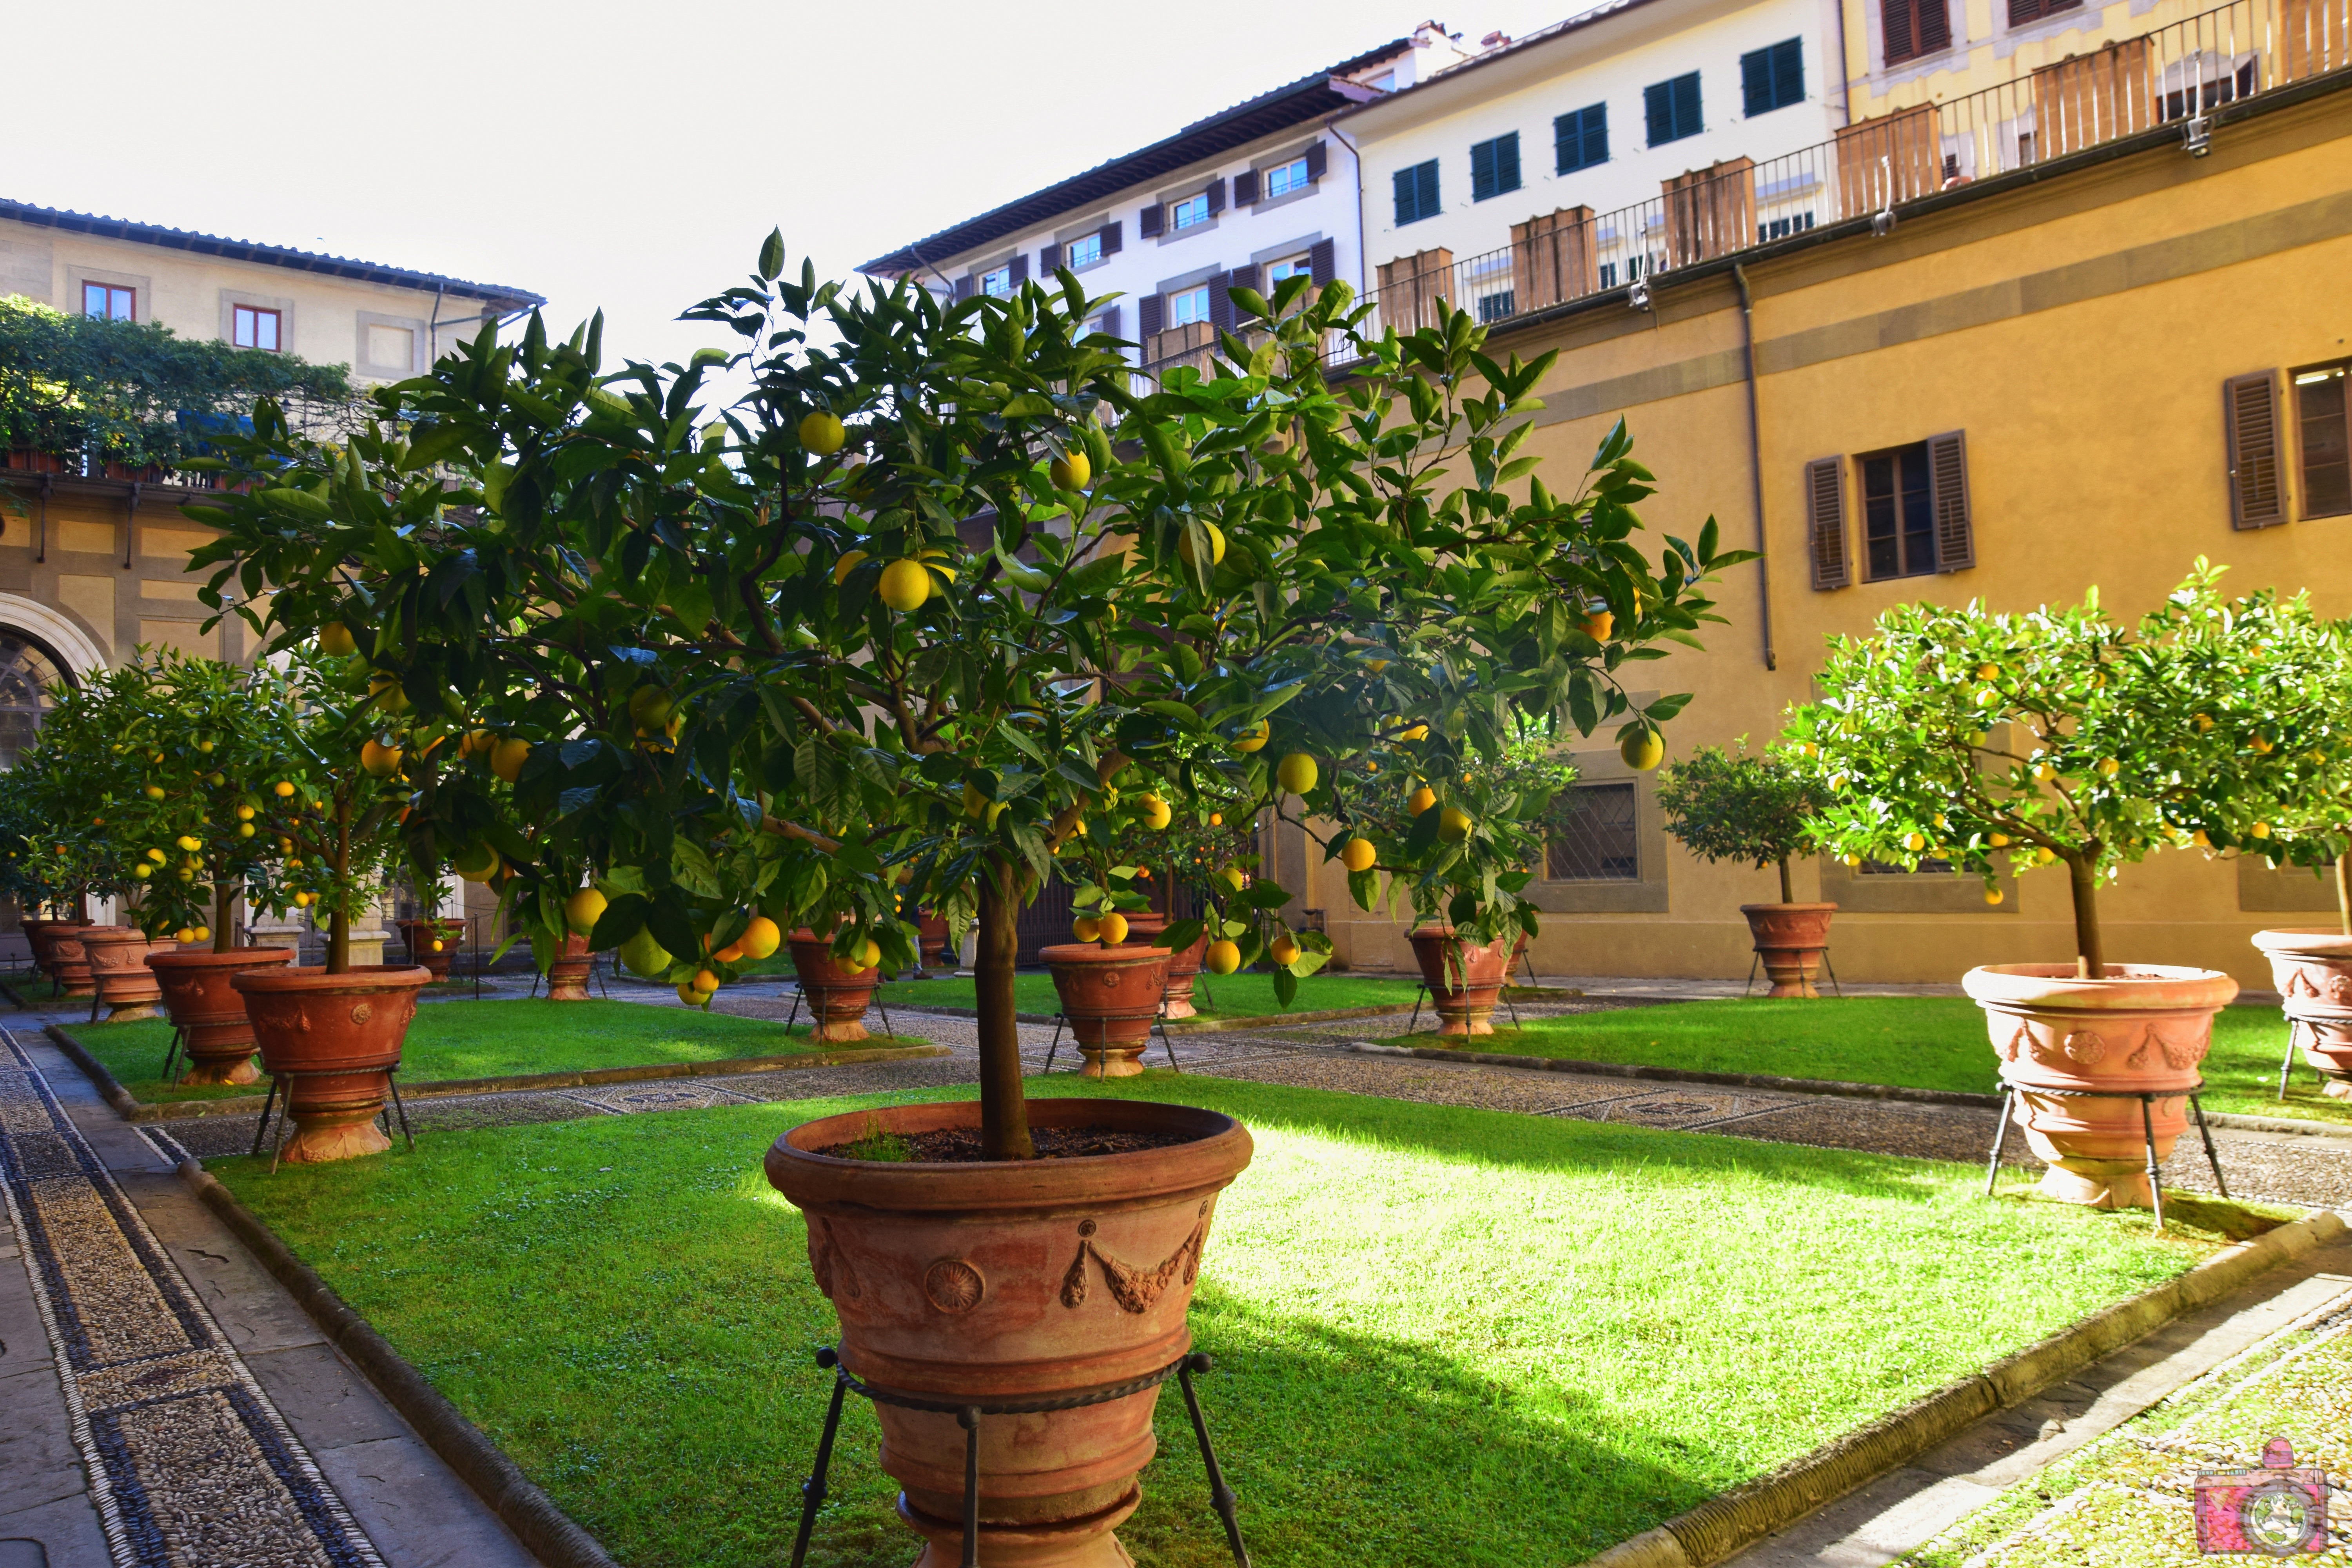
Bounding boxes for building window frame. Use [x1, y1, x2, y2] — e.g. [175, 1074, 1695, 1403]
[1741, 37, 1806, 116]
[1065, 233, 1103, 270]
[1170, 194, 1212, 232]
[1469, 132, 1522, 202]
[231, 304, 282, 351]
[1393, 158, 1441, 225]
[82, 282, 135, 321]
[1644, 71, 1704, 146]
[1555, 103, 1609, 173]
[1167, 285, 1212, 327]
[2294, 360, 2351, 519]
[1263, 156, 1312, 200]
[1859, 441, 1939, 581]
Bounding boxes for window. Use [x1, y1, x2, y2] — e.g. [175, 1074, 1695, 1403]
[1264, 156, 1312, 199]
[232, 305, 281, 351]
[1741, 38, 1805, 116]
[1758, 212, 1817, 242]
[2297, 363, 2351, 518]
[1547, 783, 1639, 880]
[1861, 444, 1937, 579]
[0, 630, 65, 773]
[1170, 194, 1211, 231]
[1267, 255, 1314, 287]
[981, 265, 1013, 298]
[1881, 0, 1952, 65]
[82, 282, 134, 321]
[1469, 133, 1522, 201]
[1555, 103, 1608, 173]
[1476, 291, 1517, 323]
[2005, 0, 2082, 25]
[1644, 73, 1703, 146]
[1066, 233, 1102, 269]
[1393, 159, 1441, 225]
[1168, 286, 1211, 327]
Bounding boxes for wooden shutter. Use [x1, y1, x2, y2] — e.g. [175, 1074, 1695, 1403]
[1305, 140, 1327, 180]
[1927, 430, 1975, 571]
[1393, 166, 1419, 224]
[1009, 253, 1029, 286]
[1139, 294, 1165, 340]
[1743, 48, 1771, 116]
[1675, 74, 1702, 136]
[1882, 0, 1916, 63]
[1100, 221, 1122, 256]
[954, 275, 975, 300]
[1498, 131, 1520, 191]
[1775, 39, 1804, 106]
[1233, 169, 1259, 206]
[1417, 161, 1440, 216]
[1308, 237, 1336, 286]
[1209, 278, 1235, 334]
[1471, 139, 1497, 201]
[2225, 371, 2285, 528]
[1645, 81, 1674, 144]
[1205, 177, 1226, 214]
[1918, 0, 1951, 54]
[1227, 263, 1261, 321]
[1096, 304, 1120, 339]
[1039, 243, 1060, 276]
[1806, 457, 1850, 589]
[1140, 203, 1165, 238]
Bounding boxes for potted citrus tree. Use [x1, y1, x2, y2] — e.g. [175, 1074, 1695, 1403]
[1657, 740, 1833, 997]
[7, 672, 140, 998]
[1787, 562, 2330, 1207]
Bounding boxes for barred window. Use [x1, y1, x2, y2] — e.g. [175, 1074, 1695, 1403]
[1547, 782, 1639, 880]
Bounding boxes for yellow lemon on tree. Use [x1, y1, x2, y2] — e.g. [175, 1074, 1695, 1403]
[2192, 829, 2212, 848]
[1209, 812, 1223, 826]
[1438, 806, 1473, 842]
[461, 728, 495, 758]
[619, 926, 671, 978]
[676, 982, 706, 1007]
[1233, 720, 1269, 754]
[175, 927, 195, 943]
[1976, 663, 2000, 681]
[1269, 934, 1299, 965]
[1582, 610, 1614, 641]
[1140, 794, 1171, 830]
[1397, 722, 1429, 742]
[491, 737, 532, 784]
[176, 833, 202, 852]
[1276, 753, 1318, 795]
[319, 622, 356, 657]
[740, 916, 782, 960]
[850, 938, 882, 970]
[147, 846, 168, 862]
[627, 685, 675, 731]
[2098, 757, 2121, 777]
[1989, 833, 2011, 847]
[1205, 939, 1242, 976]
[1098, 913, 1129, 946]
[2035, 846, 2056, 864]
[963, 783, 992, 818]
[1072, 916, 1101, 942]
[367, 673, 411, 715]
[360, 738, 404, 778]
[832, 549, 869, 586]
[1984, 887, 2005, 905]
[1218, 866, 1245, 893]
[293, 891, 312, 907]
[235, 804, 254, 821]
[692, 969, 720, 995]
[145, 785, 166, 800]
[2252, 821, 2272, 838]
[1619, 727, 1665, 771]
[454, 843, 503, 882]
[1407, 786, 1437, 815]
[878, 557, 931, 613]
[799, 412, 846, 455]
[565, 887, 608, 936]
[1342, 838, 1377, 873]
[131, 863, 152, 880]
[1177, 523, 1226, 572]
[1049, 450, 1091, 490]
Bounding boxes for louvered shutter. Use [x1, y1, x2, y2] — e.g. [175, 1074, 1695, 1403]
[1140, 203, 1165, 238]
[1645, 81, 1674, 144]
[954, 275, 975, 300]
[1039, 243, 1060, 276]
[1417, 161, 1441, 216]
[1882, 0, 1916, 62]
[1498, 131, 1520, 191]
[1927, 430, 1975, 571]
[1096, 304, 1120, 339]
[1471, 140, 1497, 201]
[1009, 252, 1029, 286]
[1919, 0, 1951, 52]
[1775, 39, 1804, 106]
[1308, 237, 1336, 285]
[1227, 263, 1261, 323]
[1305, 140, 1328, 180]
[1806, 457, 1850, 589]
[2225, 371, 2285, 528]
[1209, 278, 1235, 334]
[1100, 221, 1122, 256]
[1205, 178, 1226, 214]
[1139, 294, 1165, 341]
[1675, 74, 1702, 136]
[1233, 169, 1260, 205]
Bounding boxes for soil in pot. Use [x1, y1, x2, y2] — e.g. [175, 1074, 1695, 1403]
[1042, 943, 1172, 1077]
[767, 1096, 1252, 1567]
[1965, 962, 2237, 1209]
[1408, 925, 1510, 1037]
[1740, 903, 1837, 999]
[788, 930, 882, 1043]
[2252, 930, 2352, 1098]
[83, 930, 177, 1022]
[233, 965, 431, 1164]
[148, 947, 296, 1085]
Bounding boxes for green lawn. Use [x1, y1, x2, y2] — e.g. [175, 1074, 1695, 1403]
[877, 971, 1423, 1019]
[1392, 998, 2331, 1123]
[66, 998, 929, 1104]
[218, 1074, 2225, 1568]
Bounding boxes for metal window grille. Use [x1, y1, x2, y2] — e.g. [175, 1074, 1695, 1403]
[1547, 783, 1640, 880]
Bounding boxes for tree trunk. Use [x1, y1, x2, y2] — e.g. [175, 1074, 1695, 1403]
[2067, 855, 2106, 978]
[213, 875, 235, 953]
[975, 857, 1035, 1160]
[2336, 848, 2349, 940]
[1776, 856, 1793, 905]
[325, 806, 352, 975]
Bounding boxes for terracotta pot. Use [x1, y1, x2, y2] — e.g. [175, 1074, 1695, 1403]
[1964, 963, 2238, 1209]
[789, 929, 882, 1043]
[765, 1096, 1252, 1566]
[20, 917, 67, 979]
[916, 911, 952, 969]
[547, 930, 595, 1002]
[50, 925, 127, 998]
[395, 917, 466, 982]
[1407, 925, 1510, 1037]
[2251, 929, 2352, 1097]
[233, 965, 430, 1164]
[1117, 911, 1168, 944]
[82, 930, 178, 1022]
[1042, 944, 1172, 1078]
[1160, 931, 1210, 1021]
[147, 947, 297, 1085]
[1740, 903, 1838, 998]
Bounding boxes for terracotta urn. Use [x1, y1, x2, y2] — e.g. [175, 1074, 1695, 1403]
[395, 917, 466, 982]
[147, 946, 297, 1085]
[1740, 903, 1838, 998]
[2250, 929, 2352, 1096]
[765, 1097, 1252, 1566]
[51, 924, 127, 998]
[233, 965, 431, 1163]
[915, 910, 953, 971]
[789, 929, 883, 1043]
[82, 929, 179, 1022]
[1042, 943, 1172, 1077]
[19, 916, 67, 981]
[1964, 962, 2238, 1209]
[1159, 930, 1210, 1020]
[547, 930, 596, 1002]
[1407, 925, 1510, 1037]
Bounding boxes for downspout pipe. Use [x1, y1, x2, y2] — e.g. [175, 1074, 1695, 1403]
[1732, 263, 1776, 672]
[1326, 120, 1371, 295]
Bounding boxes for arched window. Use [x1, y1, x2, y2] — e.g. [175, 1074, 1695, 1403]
[0, 629, 69, 771]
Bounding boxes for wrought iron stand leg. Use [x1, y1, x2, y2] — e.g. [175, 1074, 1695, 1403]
[161, 1024, 183, 1086]
[876, 995, 895, 1038]
[958, 1406, 982, 1568]
[1154, 1015, 1182, 1072]
[386, 1071, 415, 1152]
[788, 1352, 849, 1568]
[782, 986, 801, 1033]
[2281, 1017, 2301, 1101]
[1179, 1354, 1251, 1567]
[2141, 1093, 2165, 1234]
[1042, 1014, 1065, 1074]
[1408, 984, 1425, 1032]
[1745, 953, 1760, 998]
[269, 1081, 298, 1175]
[1822, 949, 1843, 998]
[2193, 1093, 2229, 1200]
[250, 1075, 279, 1158]
[1984, 1086, 2014, 1196]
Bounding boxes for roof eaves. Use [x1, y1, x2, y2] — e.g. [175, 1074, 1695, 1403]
[1332, 0, 1665, 120]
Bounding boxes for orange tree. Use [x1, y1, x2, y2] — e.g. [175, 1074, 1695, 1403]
[1785, 562, 2332, 976]
[184, 235, 1745, 1157]
[2202, 604, 2352, 933]
[1656, 740, 1824, 905]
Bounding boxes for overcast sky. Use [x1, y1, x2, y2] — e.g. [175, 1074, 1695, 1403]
[10, 0, 1578, 370]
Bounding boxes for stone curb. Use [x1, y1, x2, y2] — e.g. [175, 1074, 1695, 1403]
[885, 1001, 1418, 1034]
[44, 1022, 949, 1123]
[1581, 1207, 2350, 1568]
[176, 1160, 619, 1568]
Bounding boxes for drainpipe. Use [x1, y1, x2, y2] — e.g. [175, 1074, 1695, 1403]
[37, 474, 51, 564]
[122, 482, 142, 572]
[1732, 263, 1776, 672]
[1326, 120, 1371, 294]
[1830, 0, 1853, 126]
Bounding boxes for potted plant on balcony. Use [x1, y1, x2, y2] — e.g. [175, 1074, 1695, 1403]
[191, 241, 1743, 1563]
[1657, 740, 1833, 997]
[1788, 562, 2329, 1208]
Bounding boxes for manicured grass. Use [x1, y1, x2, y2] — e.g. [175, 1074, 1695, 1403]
[67, 998, 930, 1104]
[877, 971, 1423, 1019]
[219, 1074, 2224, 1568]
[1389, 997, 2337, 1123]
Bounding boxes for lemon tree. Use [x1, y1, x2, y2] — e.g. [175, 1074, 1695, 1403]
[4, 678, 138, 926]
[1784, 563, 2334, 976]
[1656, 740, 1825, 905]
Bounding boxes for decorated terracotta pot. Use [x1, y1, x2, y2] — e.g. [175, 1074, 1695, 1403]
[51, 925, 127, 998]
[1407, 925, 1510, 1037]
[547, 930, 595, 1002]
[765, 1097, 1252, 1568]
[394, 918, 466, 982]
[2250, 929, 2352, 1096]
[233, 965, 431, 1163]
[1042, 944, 1172, 1078]
[1158, 931, 1210, 1021]
[147, 947, 296, 1085]
[789, 929, 882, 1043]
[1740, 903, 1838, 998]
[19, 917, 67, 981]
[83, 930, 177, 1022]
[1964, 963, 2237, 1209]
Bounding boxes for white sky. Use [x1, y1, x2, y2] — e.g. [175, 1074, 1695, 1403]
[7, 0, 1578, 370]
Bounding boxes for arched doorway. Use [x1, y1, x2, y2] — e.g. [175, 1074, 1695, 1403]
[0, 627, 69, 771]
